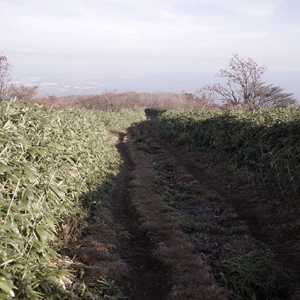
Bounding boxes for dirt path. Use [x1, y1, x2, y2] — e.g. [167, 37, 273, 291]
[110, 132, 164, 300]
[110, 126, 226, 300]
[70, 116, 300, 299]
[151, 132, 300, 299]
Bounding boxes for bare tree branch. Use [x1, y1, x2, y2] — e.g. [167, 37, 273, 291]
[197, 54, 296, 108]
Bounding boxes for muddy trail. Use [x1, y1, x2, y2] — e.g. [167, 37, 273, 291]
[70, 117, 300, 300]
[110, 132, 164, 300]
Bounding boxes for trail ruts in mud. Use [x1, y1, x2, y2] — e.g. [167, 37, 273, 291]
[110, 127, 227, 300]
[73, 115, 300, 300]
[111, 114, 300, 299]
[110, 132, 164, 300]
[130, 117, 300, 300]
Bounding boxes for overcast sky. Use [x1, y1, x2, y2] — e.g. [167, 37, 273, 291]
[1, 0, 300, 95]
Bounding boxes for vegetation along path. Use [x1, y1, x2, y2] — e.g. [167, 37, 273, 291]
[71, 112, 300, 300]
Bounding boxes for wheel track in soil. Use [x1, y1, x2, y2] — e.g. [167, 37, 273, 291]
[108, 118, 300, 300]
[110, 132, 164, 300]
[110, 126, 227, 300]
[147, 127, 300, 299]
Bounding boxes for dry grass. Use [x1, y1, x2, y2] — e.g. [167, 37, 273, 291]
[24, 91, 216, 111]
[65, 206, 129, 294]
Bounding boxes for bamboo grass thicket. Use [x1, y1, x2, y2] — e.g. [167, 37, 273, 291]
[0, 100, 144, 299]
[156, 106, 300, 197]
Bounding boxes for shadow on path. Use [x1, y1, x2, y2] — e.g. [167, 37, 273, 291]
[109, 131, 164, 300]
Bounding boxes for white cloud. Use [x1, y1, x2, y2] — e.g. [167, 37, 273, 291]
[209, 0, 283, 18]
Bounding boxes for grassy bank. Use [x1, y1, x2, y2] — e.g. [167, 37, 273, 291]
[155, 106, 300, 199]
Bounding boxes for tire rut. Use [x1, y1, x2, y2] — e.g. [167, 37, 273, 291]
[108, 117, 300, 299]
[110, 132, 164, 300]
[138, 118, 300, 299]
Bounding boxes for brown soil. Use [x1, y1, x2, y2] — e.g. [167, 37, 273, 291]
[109, 132, 164, 300]
[69, 117, 300, 300]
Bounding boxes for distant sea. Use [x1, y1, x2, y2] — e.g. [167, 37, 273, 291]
[12, 72, 211, 97]
[13, 71, 300, 102]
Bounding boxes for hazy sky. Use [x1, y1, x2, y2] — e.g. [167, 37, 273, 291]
[1, 0, 300, 94]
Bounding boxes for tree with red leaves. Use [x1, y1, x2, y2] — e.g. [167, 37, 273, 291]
[198, 54, 295, 108]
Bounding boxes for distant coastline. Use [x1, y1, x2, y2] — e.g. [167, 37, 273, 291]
[12, 71, 300, 102]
